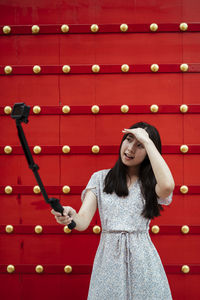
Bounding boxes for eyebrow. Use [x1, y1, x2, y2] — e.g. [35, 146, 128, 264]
[127, 134, 134, 139]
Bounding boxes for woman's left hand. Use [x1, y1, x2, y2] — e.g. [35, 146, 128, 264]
[122, 128, 150, 145]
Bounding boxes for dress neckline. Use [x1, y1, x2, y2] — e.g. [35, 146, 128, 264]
[128, 178, 139, 191]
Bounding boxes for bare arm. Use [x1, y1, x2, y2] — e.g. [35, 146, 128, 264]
[51, 190, 97, 231]
[144, 139, 175, 198]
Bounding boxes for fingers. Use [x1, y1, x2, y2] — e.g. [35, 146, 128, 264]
[51, 209, 62, 216]
[51, 206, 76, 225]
[55, 215, 72, 225]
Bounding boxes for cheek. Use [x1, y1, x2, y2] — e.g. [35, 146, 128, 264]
[120, 141, 126, 153]
[138, 149, 147, 160]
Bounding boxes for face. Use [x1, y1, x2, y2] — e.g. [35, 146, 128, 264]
[120, 134, 147, 169]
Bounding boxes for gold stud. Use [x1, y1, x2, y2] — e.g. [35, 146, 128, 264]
[93, 225, 101, 234]
[181, 265, 190, 273]
[62, 145, 71, 154]
[64, 265, 72, 273]
[150, 23, 158, 32]
[4, 66, 12, 74]
[181, 225, 190, 234]
[35, 225, 43, 234]
[180, 185, 188, 194]
[151, 64, 159, 72]
[180, 64, 189, 72]
[121, 64, 129, 72]
[62, 185, 70, 194]
[5, 225, 14, 233]
[33, 185, 41, 194]
[120, 24, 128, 32]
[92, 64, 100, 73]
[91, 105, 100, 114]
[180, 145, 189, 153]
[4, 106, 12, 115]
[61, 24, 69, 33]
[32, 25, 40, 34]
[180, 104, 188, 113]
[92, 145, 100, 154]
[33, 105, 41, 114]
[33, 65, 41, 74]
[33, 146, 42, 154]
[7, 265, 15, 273]
[62, 105, 70, 114]
[35, 265, 43, 273]
[121, 105, 129, 113]
[62, 65, 71, 73]
[151, 225, 160, 234]
[150, 104, 159, 113]
[4, 146, 12, 154]
[64, 226, 71, 234]
[91, 24, 99, 33]
[3, 25, 11, 34]
[5, 186, 12, 194]
[180, 23, 188, 31]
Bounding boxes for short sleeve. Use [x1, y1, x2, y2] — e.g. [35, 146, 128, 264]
[157, 192, 173, 206]
[81, 172, 99, 202]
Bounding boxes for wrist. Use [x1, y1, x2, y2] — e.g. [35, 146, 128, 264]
[143, 138, 154, 148]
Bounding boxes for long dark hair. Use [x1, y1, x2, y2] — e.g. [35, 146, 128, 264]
[103, 121, 164, 219]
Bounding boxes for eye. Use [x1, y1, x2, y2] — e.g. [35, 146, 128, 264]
[137, 143, 144, 148]
[126, 136, 132, 142]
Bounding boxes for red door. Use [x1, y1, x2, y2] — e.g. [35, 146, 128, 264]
[0, 1, 200, 299]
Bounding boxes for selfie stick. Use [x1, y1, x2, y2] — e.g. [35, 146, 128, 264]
[11, 102, 76, 230]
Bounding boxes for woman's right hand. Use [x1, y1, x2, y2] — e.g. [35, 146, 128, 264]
[51, 206, 77, 226]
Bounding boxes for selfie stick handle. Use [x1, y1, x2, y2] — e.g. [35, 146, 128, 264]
[15, 120, 76, 229]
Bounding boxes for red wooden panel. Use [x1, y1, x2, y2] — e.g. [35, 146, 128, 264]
[0, 196, 21, 223]
[169, 274, 200, 300]
[0, 0, 95, 25]
[182, 0, 200, 20]
[59, 74, 182, 105]
[0, 36, 60, 65]
[61, 156, 96, 185]
[183, 74, 200, 104]
[0, 36, 57, 65]
[0, 76, 60, 105]
[95, 114, 183, 144]
[184, 156, 200, 184]
[184, 115, 200, 143]
[60, 35, 95, 64]
[183, 33, 200, 62]
[95, 34, 182, 64]
[1, 116, 60, 145]
[0, 156, 60, 185]
[60, 115, 96, 145]
[94, 0, 182, 23]
[183, 196, 200, 224]
[95, 74, 182, 105]
[151, 235, 200, 263]
[0, 274, 90, 300]
[60, 75, 96, 106]
[0, 275, 21, 300]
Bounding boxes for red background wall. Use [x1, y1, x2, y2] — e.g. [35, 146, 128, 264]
[0, 0, 200, 299]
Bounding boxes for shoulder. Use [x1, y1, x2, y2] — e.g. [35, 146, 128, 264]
[91, 169, 110, 181]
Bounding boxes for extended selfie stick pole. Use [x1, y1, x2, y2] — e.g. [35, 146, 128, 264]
[11, 102, 76, 230]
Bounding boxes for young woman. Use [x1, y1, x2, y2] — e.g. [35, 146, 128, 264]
[51, 121, 175, 300]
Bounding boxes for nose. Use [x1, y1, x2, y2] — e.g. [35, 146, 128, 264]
[128, 141, 136, 153]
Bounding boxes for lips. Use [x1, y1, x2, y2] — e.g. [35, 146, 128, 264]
[124, 153, 134, 159]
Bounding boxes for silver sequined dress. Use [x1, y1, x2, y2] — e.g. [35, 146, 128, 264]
[82, 169, 173, 300]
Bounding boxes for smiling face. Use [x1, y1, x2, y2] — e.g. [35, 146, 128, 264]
[120, 134, 147, 171]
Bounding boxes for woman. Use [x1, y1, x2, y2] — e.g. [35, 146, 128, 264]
[51, 121, 175, 300]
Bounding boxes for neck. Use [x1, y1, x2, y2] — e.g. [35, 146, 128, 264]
[127, 166, 139, 179]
